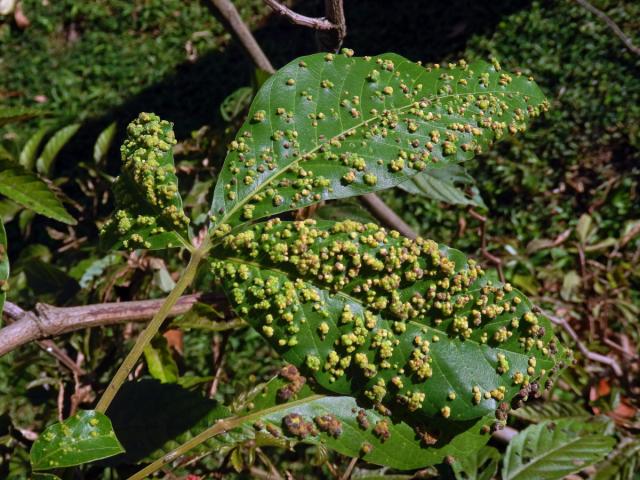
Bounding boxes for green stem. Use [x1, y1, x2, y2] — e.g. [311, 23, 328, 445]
[95, 243, 208, 413]
[128, 394, 324, 480]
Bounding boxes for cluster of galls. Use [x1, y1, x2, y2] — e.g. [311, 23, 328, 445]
[211, 52, 548, 227]
[212, 218, 561, 422]
[101, 113, 190, 249]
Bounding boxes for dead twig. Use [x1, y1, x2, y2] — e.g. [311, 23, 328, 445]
[537, 307, 623, 376]
[264, 0, 334, 30]
[574, 0, 640, 56]
[469, 208, 504, 282]
[0, 293, 225, 357]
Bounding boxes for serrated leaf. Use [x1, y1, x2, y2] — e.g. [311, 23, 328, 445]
[209, 53, 547, 231]
[0, 221, 8, 319]
[100, 113, 191, 251]
[36, 123, 80, 176]
[594, 438, 640, 480]
[143, 336, 179, 384]
[452, 445, 500, 480]
[502, 419, 615, 480]
[30, 410, 124, 470]
[211, 219, 567, 421]
[0, 159, 76, 224]
[510, 400, 592, 422]
[19, 126, 49, 170]
[110, 377, 491, 470]
[93, 121, 117, 165]
[0, 106, 43, 126]
[397, 163, 485, 208]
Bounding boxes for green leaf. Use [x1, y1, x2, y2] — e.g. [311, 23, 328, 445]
[19, 126, 50, 171]
[100, 113, 191, 251]
[211, 219, 567, 421]
[36, 123, 81, 176]
[452, 445, 500, 480]
[0, 221, 8, 319]
[502, 419, 616, 480]
[0, 159, 76, 224]
[143, 336, 179, 383]
[220, 86, 253, 122]
[397, 163, 485, 208]
[94, 121, 117, 164]
[209, 53, 547, 231]
[0, 106, 43, 126]
[594, 438, 640, 480]
[30, 410, 124, 470]
[110, 377, 491, 470]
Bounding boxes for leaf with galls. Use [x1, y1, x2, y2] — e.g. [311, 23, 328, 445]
[211, 219, 568, 422]
[101, 113, 191, 251]
[30, 410, 124, 470]
[209, 52, 548, 232]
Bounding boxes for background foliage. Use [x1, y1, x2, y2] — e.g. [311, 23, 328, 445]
[0, 0, 638, 478]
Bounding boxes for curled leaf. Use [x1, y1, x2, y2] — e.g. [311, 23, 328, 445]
[100, 113, 191, 251]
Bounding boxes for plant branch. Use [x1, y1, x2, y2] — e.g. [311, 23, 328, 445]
[574, 0, 640, 56]
[359, 193, 418, 239]
[96, 245, 207, 413]
[0, 293, 225, 357]
[317, 0, 346, 52]
[536, 307, 623, 376]
[264, 0, 334, 30]
[210, 0, 275, 73]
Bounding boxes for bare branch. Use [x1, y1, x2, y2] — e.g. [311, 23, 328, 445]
[209, 0, 275, 73]
[264, 0, 335, 30]
[575, 0, 640, 56]
[318, 0, 346, 52]
[0, 293, 224, 357]
[359, 193, 418, 239]
[537, 307, 623, 376]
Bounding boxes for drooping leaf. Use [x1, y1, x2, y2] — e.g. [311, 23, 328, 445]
[19, 126, 49, 170]
[397, 163, 485, 208]
[169, 302, 246, 332]
[143, 336, 179, 383]
[93, 121, 117, 164]
[100, 113, 191, 251]
[211, 219, 567, 422]
[36, 123, 81, 176]
[510, 400, 593, 422]
[501, 419, 616, 480]
[451, 445, 500, 480]
[23, 258, 79, 304]
[78, 253, 122, 289]
[30, 410, 124, 470]
[0, 106, 43, 126]
[0, 159, 76, 224]
[209, 52, 547, 231]
[110, 376, 492, 470]
[0, 221, 8, 319]
[220, 86, 254, 122]
[593, 438, 640, 480]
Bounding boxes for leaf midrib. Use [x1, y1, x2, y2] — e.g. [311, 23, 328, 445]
[213, 86, 523, 232]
